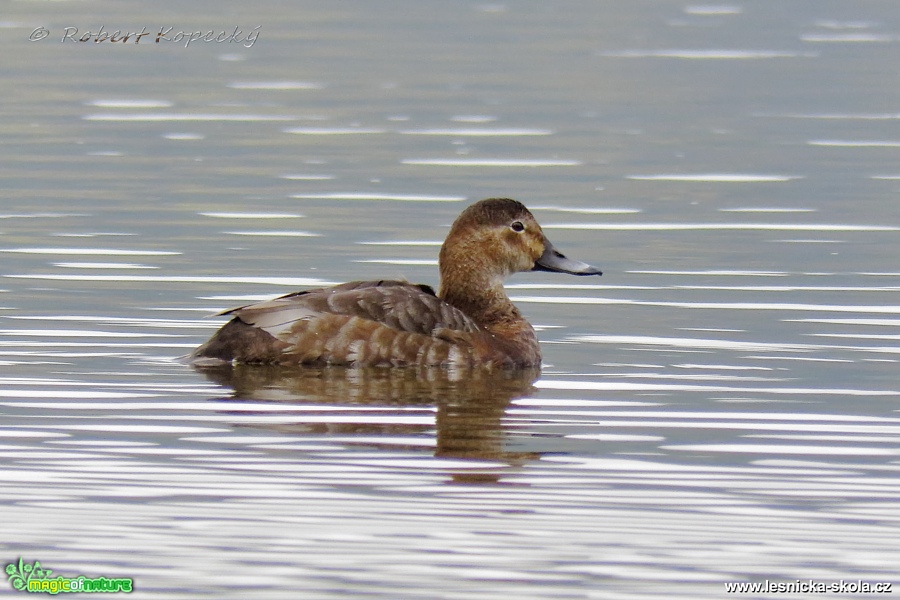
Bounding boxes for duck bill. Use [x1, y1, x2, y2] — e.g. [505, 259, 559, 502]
[533, 239, 602, 276]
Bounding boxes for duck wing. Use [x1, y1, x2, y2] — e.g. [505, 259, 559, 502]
[191, 280, 490, 367]
[227, 280, 481, 338]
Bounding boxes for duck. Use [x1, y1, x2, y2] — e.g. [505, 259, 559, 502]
[190, 198, 602, 369]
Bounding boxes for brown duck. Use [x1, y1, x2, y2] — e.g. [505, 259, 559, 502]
[190, 198, 601, 369]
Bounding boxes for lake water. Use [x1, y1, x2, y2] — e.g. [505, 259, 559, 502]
[2, 1, 899, 598]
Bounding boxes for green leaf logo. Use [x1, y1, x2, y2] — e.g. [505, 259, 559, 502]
[5, 558, 52, 592]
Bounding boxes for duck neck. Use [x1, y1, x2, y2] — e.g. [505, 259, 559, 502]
[438, 264, 531, 334]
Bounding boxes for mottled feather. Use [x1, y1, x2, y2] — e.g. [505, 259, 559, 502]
[229, 281, 481, 339]
[193, 280, 499, 368]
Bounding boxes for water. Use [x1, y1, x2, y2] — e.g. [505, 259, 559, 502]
[2, 1, 900, 598]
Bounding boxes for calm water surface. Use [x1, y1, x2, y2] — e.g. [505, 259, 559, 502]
[2, 1, 900, 598]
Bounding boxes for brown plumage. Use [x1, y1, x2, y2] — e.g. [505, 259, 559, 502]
[190, 198, 602, 369]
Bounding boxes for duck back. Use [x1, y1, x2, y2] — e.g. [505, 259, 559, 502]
[190, 280, 538, 368]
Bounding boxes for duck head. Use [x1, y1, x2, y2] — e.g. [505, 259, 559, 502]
[438, 198, 602, 293]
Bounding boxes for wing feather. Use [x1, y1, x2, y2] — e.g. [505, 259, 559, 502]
[191, 280, 515, 366]
[228, 280, 480, 340]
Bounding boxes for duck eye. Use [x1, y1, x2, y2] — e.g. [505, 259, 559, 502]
[510, 221, 525, 233]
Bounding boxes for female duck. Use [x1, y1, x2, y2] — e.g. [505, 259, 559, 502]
[191, 198, 601, 369]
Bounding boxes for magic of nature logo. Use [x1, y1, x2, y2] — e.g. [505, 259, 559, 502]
[5, 557, 133, 594]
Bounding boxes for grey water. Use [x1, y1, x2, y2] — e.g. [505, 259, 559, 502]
[2, 1, 900, 598]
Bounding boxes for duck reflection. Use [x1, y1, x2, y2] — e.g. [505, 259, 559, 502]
[196, 365, 540, 483]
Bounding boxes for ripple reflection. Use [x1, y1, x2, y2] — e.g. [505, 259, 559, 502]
[195, 365, 540, 484]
